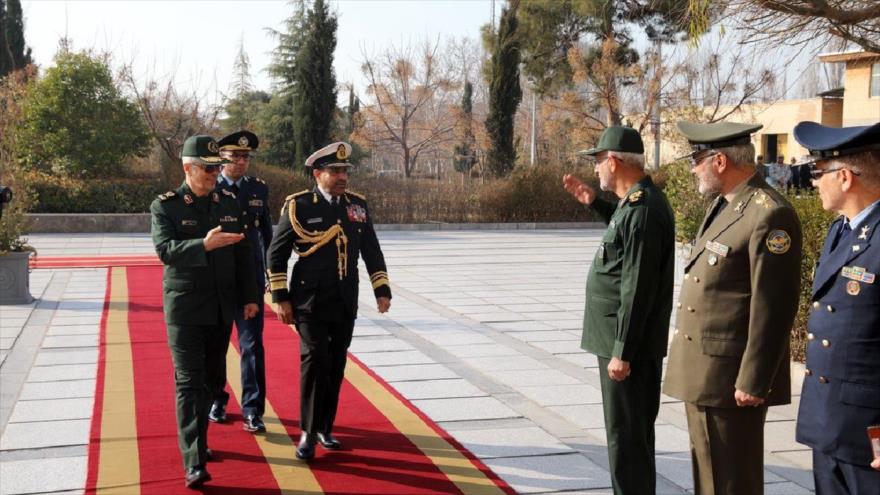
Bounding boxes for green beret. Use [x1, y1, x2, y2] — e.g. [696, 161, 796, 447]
[578, 126, 644, 156]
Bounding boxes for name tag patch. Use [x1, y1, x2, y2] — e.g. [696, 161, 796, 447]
[705, 241, 730, 257]
[306, 217, 323, 224]
[347, 205, 367, 223]
[841, 266, 875, 284]
[248, 199, 263, 207]
[219, 215, 237, 223]
[181, 220, 197, 226]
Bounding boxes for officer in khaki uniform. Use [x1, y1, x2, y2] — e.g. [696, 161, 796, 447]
[150, 135, 260, 488]
[793, 121, 880, 494]
[266, 142, 392, 461]
[564, 126, 676, 494]
[663, 122, 803, 495]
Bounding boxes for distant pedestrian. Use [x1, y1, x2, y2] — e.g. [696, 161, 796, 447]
[564, 126, 675, 495]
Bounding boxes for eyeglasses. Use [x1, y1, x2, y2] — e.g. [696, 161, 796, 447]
[689, 152, 718, 168]
[809, 167, 861, 180]
[221, 152, 254, 161]
[196, 163, 223, 173]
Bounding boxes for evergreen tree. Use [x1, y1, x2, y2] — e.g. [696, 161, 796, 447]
[230, 35, 253, 97]
[222, 36, 267, 132]
[0, 1, 12, 78]
[5, 0, 31, 70]
[293, 0, 337, 171]
[345, 85, 359, 136]
[453, 81, 476, 176]
[485, 0, 522, 177]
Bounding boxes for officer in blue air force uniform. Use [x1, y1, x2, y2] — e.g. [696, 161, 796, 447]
[793, 121, 880, 494]
[208, 130, 273, 433]
[266, 141, 391, 461]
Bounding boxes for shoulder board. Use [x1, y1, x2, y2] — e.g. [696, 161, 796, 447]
[752, 191, 776, 210]
[347, 190, 366, 200]
[286, 190, 310, 202]
[627, 190, 644, 204]
[253, 177, 266, 185]
[158, 191, 176, 201]
[221, 189, 237, 199]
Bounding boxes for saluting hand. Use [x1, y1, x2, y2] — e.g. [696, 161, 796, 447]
[734, 389, 765, 407]
[243, 303, 259, 320]
[274, 300, 294, 325]
[607, 357, 631, 382]
[563, 174, 596, 205]
[377, 296, 391, 314]
[204, 225, 244, 252]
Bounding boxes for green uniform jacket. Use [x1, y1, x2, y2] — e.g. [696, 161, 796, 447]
[150, 183, 260, 326]
[581, 176, 676, 362]
[663, 174, 802, 408]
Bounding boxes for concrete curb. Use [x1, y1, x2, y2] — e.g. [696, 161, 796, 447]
[26, 214, 604, 233]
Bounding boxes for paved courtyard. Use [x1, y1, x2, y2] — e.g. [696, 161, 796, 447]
[0, 229, 814, 494]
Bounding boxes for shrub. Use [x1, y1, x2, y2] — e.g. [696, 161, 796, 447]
[24, 170, 164, 213]
[659, 161, 712, 242]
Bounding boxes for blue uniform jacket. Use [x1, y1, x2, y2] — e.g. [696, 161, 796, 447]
[216, 176, 273, 287]
[796, 206, 880, 466]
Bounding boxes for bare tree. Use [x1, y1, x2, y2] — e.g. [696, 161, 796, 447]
[357, 39, 461, 179]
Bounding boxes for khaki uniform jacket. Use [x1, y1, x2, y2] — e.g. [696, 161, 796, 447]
[663, 174, 802, 408]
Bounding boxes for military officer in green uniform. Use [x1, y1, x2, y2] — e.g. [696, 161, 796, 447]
[266, 141, 392, 461]
[563, 126, 675, 494]
[663, 122, 803, 495]
[150, 135, 260, 488]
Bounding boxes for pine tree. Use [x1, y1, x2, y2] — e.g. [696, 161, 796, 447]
[485, 0, 522, 177]
[5, 0, 31, 70]
[0, 1, 13, 78]
[230, 35, 253, 98]
[293, 0, 338, 171]
[223, 36, 266, 132]
[454, 81, 476, 176]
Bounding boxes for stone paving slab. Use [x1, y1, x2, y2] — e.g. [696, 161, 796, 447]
[487, 369, 582, 388]
[41, 335, 99, 349]
[444, 425, 573, 459]
[348, 337, 416, 353]
[26, 364, 96, 383]
[413, 397, 520, 422]
[9, 398, 94, 423]
[484, 453, 612, 493]
[391, 378, 486, 400]
[33, 349, 97, 366]
[462, 355, 551, 372]
[371, 363, 459, 382]
[18, 379, 96, 401]
[354, 349, 437, 367]
[44, 324, 100, 336]
[518, 384, 604, 407]
[0, 456, 87, 495]
[0, 419, 90, 450]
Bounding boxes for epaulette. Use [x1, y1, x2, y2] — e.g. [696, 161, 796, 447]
[627, 190, 644, 204]
[158, 191, 176, 201]
[346, 190, 366, 200]
[221, 189, 237, 199]
[286, 190, 310, 202]
[753, 191, 776, 210]
[253, 177, 266, 185]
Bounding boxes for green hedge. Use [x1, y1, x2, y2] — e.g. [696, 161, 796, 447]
[24, 170, 165, 213]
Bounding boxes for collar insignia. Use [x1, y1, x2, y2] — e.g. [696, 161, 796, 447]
[212, 192, 219, 203]
[858, 226, 870, 240]
[184, 194, 193, 205]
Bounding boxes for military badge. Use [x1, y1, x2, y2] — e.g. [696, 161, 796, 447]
[705, 241, 730, 257]
[181, 220, 197, 226]
[846, 280, 861, 296]
[628, 191, 644, 203]
[207, 140, 219, 153]
[306, 217, 323, 224]
[755, 193, 773, 209]
[238, 135, 249, 148]
[346, 204, 367, 223]
[707, 254, 718, 266]
[219, 215, 237, 223]
[212, 192, 220, 203]
[609, 220, 616, 229]
[184, 194, 193, 205]
[858, 226, 870, 240]
[766, 230, 791, 254]
[254, 219, 260, 227]
[841, 266, 875, 284]
[336, 144, 348, 160]
[734, 201, 745, 213]
[248, 199, 263, 207]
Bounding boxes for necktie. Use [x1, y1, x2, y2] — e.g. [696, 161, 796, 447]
[701, 197, 728, 236]
[331, 196, 339, 206]
[831, 222, 852, 251]
[230, 183, 240, 195]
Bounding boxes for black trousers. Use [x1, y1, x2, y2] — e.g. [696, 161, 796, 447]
[597, 356, 663, 495]
[295, 317, 355, 434]
[812, 449, 880, 495]
[214, 303, 266, 417]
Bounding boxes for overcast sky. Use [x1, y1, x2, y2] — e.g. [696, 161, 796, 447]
[23, 0, 500, 104]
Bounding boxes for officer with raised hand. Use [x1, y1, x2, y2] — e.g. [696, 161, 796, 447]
[209, 130, 273, 434]
[793, 121, 880, 494]
[150, 135, 259, 488]
[266, 142, 391, 461]
[663, 121, 802, 495]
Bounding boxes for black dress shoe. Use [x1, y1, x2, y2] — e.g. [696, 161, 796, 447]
[243, 415, 266, 433]
[208, 403, 227, 423]
[316, 432, 342, 450]
[205, 448, 214, 462]
[296, 432, 316, 460]
[184, 466, 211, 488]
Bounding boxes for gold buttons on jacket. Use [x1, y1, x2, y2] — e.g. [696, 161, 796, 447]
[818, 376, 828, 384]
[807, 333, 815, 340]
[693, 277, 700, 283]
[826, 305, 834, 312]
[805, 369, 812, 376]
[822, 339, 830, 347]
[687, 306, 695, 313]
[674, 329, 680, 335]
[685, 334, 692, 341]
[812, 301, 820, 309]
[684, 274, 689, 281]
[677, 302, 682, 309]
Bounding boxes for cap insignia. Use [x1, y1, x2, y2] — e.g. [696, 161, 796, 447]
[766, 229, 791, 254]
[238, 135, 249, 147]
[336, 144, 348, 160]
[207, 140, 219, 153]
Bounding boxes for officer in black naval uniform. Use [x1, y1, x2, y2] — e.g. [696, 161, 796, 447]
[209, 130, 274, 433]
[266, 141, 392, 460]
[150, 135, 260, 488]
[793, 121, 880, 494]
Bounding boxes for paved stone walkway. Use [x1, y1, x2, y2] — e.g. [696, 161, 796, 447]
[0, 230, 814, 494]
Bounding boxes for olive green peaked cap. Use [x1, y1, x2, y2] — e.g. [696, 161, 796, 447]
[578, 126, 645, 156]
[180, 135, 226, 164]
[676, 121, 762, 158]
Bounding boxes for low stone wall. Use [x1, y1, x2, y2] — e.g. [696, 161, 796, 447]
[26, 213, 604, 233]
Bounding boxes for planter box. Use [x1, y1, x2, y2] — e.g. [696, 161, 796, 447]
[0, 251, 33, 305]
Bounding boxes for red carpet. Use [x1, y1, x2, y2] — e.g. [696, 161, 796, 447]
[85, 265, 515, 495]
